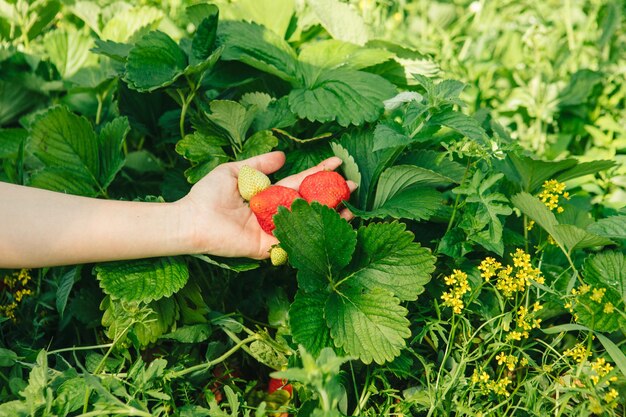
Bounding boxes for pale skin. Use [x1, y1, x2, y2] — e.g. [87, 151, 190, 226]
[0, 151, 356, 269]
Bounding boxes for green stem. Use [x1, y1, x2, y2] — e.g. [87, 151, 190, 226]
[95, 94, 104, 125]
[48, 343, 114, 355]
[168, 334, 257, 379]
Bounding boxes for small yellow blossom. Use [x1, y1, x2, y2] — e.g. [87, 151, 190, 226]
[496, 352, 519, 371]
[538, 179, 569, 212]
[441, 269, 470, 314]
[603, 302, 615, 314]
[477, 257, 501, 282]
[564, 343, 591, 364]
[604, 388, 619, 404]
[590, 287, 606, 303]
[1, 269, 33, 322]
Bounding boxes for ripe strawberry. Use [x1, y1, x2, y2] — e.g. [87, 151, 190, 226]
[250, 186, 301, 235]
[238, 165, 271, 201]
[299, 170, 350, 209]
[268, 378, 293, 397]
[270, 246, 288, 266]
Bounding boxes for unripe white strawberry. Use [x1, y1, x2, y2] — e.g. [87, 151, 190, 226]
[270, 246, 288, 266]
[238, 165, 271, 201]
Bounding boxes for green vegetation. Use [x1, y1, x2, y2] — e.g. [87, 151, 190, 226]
[1, 0, 624, 415]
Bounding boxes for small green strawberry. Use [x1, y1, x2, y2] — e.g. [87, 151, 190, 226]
[270, 246, 288, 266]
[238, 165, 271, 201]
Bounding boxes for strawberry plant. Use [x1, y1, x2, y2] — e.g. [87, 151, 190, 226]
[0, 0, 625, 416]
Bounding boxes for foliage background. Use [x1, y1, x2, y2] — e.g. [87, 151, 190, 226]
[0, 0, 625, 416]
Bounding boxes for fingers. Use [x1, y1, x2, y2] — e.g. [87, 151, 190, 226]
[277, 156, 344, 189]
[230, 151, 286, 176]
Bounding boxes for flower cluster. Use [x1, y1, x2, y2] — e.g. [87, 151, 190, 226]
[562, 344, 619, 410]
[478, 249, 545, 298]
[506, 302, 543, 341]
[441, 269, 470, 314]
[470, 369, 513, 397]
[0, 269, 33, 322]
[527, 179, 570, 231]
[538, 179, 570, 213]
[495, 352, 527, 371]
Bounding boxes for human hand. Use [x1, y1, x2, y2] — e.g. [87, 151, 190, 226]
[179, 151, 357, 260]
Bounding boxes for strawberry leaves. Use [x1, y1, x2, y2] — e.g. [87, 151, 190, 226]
[273, 200, 435, 364]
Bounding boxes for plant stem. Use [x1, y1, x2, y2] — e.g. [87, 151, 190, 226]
[95, 94, 104, 125]
[168, 334, 257, 379]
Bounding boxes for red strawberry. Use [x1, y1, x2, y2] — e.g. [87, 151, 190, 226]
[299, 171, 350, 209]
[268, 378, 293, 397]
[250, 185, 301, 235]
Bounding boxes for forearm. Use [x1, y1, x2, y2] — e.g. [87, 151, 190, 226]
[0, 182, 195, 268]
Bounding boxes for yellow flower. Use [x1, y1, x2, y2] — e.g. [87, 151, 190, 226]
[590, 287, 606, 303]
[564, 343, 590, 364]
[538, 179, 569, 213]
[603, 302, 615, 314]
[478, 257, 501, 282]
[604, 388, 619, 404]
[441, 270, 470, 314]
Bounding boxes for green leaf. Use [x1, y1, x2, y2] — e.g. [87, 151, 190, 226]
[218, 21, 299, 83]
[239, 130, 278, 160]
[555, 160, 616, 183]
[553, 224, 615, 251]
[125, 31, 187, 92]
[511, 192, 614, 254]
[206, 100, 255, 147]
[101, 5, 164, 43]
[191, 254, 260, 272]
[587, 216, 626, 240]
[226, 0, 295, 38]
[584, 251, 626, 301]
[497, 154, 614, 193]
[348, 188, 442, 221]
[273, 200, 357, 292]
[42, 26, 94, 78]
[0, 348, 18, 367]
[348, 222, 435, 301]
[56, 267, 79, 317]
[298, 40, 393, 70]
[330, 142, 362, 190]
[349, 165, 450, 221]
[96, 257, 189, 303]
[373, 121, 410, 151]
[399, 149, 465, 183]
[161, 324, 212, 343]
[326, 287, 409, 364]
[333, 130, 398, 209]
[0, 128, 27, 159]
[289, 290, 332, 356]
[373, 165, 453, 206]
[289, 68, 396, 127]
[91, 39, 133, 62]
[0, 79, 45, 126]
[429, 110, 487, 142]
[276, 145, 333, 180]
[191, 6, 219, 62]
[308, 0, 368, 45]
[175, 132, 229, 183]
[573, 251, 626, 332]
[27, 106, 101, 196]
[454, 171, 512, 255]
[558, 69, 604, 107]
[98, 117, 129, 188]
